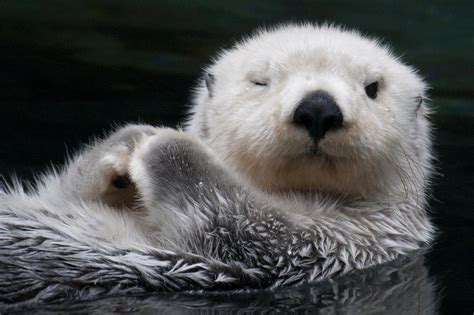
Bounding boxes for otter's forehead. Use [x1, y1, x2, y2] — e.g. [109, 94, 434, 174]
[221, 25, 393, 75]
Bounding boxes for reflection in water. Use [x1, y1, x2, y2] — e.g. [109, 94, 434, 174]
[15, 251, 438, 314]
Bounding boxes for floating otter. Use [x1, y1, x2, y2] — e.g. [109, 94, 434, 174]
[0, 24, 434, 307]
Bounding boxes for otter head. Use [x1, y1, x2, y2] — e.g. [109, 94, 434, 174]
[187, 24, 433, 202]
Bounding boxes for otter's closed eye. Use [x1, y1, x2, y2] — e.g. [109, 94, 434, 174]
[365, 81, 378, 99]
[251, 80, 268, 86]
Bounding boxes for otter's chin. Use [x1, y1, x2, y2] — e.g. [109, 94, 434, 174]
[235, 151, 363, 196]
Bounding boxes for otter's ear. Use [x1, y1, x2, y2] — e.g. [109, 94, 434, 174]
[205, 73, 215, 98]
[414, 95, 425, 117]
[415, 95, 423, 111]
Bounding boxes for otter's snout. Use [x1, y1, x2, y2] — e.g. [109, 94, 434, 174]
[292, 91, 343, 141]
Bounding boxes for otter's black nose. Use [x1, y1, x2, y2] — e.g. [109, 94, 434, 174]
[292, 91, 343, 141]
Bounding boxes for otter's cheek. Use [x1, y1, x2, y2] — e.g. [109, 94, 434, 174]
[318, 119, 382, 159]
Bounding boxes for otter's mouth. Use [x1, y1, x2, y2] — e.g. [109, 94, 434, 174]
[299, 147, 327, 160]
[299, 144, 352, 162]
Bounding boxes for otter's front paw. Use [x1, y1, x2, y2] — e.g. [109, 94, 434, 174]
[128, 129, 221, 206]
[90, 125, 158, 207]
[99, 125, 157, 180]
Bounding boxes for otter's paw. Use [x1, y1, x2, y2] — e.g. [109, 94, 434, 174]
[94, 125, 158, 207]
[128, 128, 217, 205]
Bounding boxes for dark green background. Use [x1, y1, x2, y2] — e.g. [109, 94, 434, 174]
[0, 0, 472, 313]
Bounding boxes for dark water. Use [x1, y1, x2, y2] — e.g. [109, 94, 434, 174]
[0, 1, 473, 313]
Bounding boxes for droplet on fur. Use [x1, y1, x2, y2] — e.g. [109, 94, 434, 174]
[198, 181, 204, 187]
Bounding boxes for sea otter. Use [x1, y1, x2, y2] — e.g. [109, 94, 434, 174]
[0, 24, 434, 306]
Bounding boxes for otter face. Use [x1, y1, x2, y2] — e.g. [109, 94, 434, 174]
[187, 24, 432, 199]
